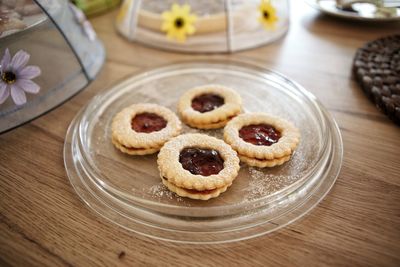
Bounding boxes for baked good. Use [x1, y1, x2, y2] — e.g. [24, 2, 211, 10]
[178, 84, 242, 129]
[157, 133, 240, 200]
[111, 103, 181, 155]
[224, 113, 300, 167]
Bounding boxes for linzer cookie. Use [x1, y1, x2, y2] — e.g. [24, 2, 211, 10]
[157, 133, 240, 200]
[224, 113, 300, 168]
[353, 35, 400, 125]
[178, 85, 242, 129]
[111, 103, 181, 155]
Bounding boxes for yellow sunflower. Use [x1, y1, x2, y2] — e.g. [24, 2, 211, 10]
[258, 0, 278, 30]
[161, 4, 197, 42]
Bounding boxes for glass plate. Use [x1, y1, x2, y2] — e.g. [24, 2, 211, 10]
[64, 60, 343, 244]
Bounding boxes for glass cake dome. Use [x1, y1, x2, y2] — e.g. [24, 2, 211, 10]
[116, 0, 289, 53]
[0, 0, 105, 134]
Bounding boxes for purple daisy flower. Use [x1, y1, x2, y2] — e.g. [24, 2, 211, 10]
[0, 49, 41, 106]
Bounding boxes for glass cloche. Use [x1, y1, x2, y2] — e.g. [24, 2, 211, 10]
[0, 0, 105, 133]
[116, 0, 289, 53]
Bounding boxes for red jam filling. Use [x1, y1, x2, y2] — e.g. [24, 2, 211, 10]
[183, 188, 216, 194]
[239, 124, 281, 146]
[179, 147, 224, 176]
[191, 94, 224, 113]
[131, 112, 167, 133]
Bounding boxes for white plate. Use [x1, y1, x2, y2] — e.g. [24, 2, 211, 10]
[305, 0, 400, 21]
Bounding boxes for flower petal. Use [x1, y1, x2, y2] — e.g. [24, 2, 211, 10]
[10, 84, 27, 105]
[16, 79, 40, 94]
[175, 31, 187, 42]
[182, 4, 190, 14]
[166, 31, 175, 40]
[161, 22, 171, 32]
[18, 65, 41, 79]
[10, 50, 30, 71]
[0, 48, 11, 71]
[162, 11, 173, 20]
[0, 82, 10, 104]
[172, 3, 180, 13]
[187, 14, 197, 23]
[186, 25, 195, 34]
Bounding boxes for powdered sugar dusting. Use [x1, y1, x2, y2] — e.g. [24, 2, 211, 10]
[240, 135, 316, 203]
[147, 183, 185, 203]
[244, 167, 303, 202]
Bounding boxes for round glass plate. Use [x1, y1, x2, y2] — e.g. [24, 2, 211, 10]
[305, 0, 400, 21]
[64, 60, 343, 244]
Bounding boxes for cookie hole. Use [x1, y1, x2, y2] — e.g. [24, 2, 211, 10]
[191, 93, 224, 113]
[131, 112, 167, 133]
[239, 124, 281, 146]
[179, 147, 224, 176]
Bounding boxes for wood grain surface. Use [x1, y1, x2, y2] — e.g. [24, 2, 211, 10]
[1, 1, 400, 266]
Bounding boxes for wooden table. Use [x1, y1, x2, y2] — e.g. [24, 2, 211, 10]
[1, 1, 399, 266]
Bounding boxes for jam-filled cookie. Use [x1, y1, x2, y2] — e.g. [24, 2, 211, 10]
[224, 113, 300, 168]
[157, 133, 240, 200]
[111, 103, 181, 155]
[178, 85, 242, 129]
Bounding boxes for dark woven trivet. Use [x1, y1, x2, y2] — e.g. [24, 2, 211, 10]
[353, 35, 400, 125]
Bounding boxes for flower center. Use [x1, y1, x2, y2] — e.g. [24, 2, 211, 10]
[263, 11, 269, 19]
[2, 71, 16, 84]
[174, 17, 184, 28]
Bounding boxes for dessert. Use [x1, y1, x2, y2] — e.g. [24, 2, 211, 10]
[157, 133, 240, 200]
[111, 103, 181, 155]
[178, 84, 242, 129]
[224, 113, 300, 167]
